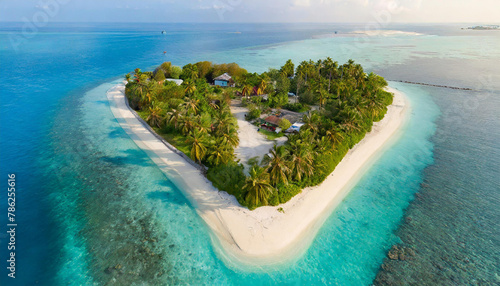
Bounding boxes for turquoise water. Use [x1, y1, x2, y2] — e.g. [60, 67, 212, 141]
[1, 23, 499, 285]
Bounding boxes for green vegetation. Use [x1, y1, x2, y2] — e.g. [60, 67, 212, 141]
[283, 102, 310, 113]
[243, 166, 274, 207]
[237, 58, 392, 209]
[259, 129, 284, 140]
[125, 58, 392, 210]
[246, 105, 261, 120]
[125, 62, 240, 169]
[278, 118, 292, 131]
[207, 162, 246, 202]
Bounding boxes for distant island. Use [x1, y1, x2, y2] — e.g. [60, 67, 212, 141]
[123, 59, 393, 210]
[464, 25, 499, 30]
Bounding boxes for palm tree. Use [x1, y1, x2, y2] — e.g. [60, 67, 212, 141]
[265, 145, 290, 186]
[325, 126, 344, 149]
[348, 93, 367, 118]
[323, 57, 338, 92]
[298, 128, 316, 145]
[196, 113, 212, 134]
[131, 82, 145, 101]
[287, 140, 314, 182]
[127, 83, 144, 109]
[316, 136, 333, 156]
[302, 112, 320, 134]
[125, 73, 131, 82]
[165, 108, 183, 130]
[363, 91, 385, 120]
[189, 67, 199, 81]
[182, 98, 199, 114]
[208, 100, 219, 110]
[185, 129, 208, 165]
[222, 127, 240, 148]
[317, 89, 328, 110]
[241, 84, 253, 99]
[213, 111, 232, 134]
[143, 82, 157, 105]
[243, 166, 274, 207]
[184, 81, 196, 96]
[207, 137, 233, 166]
[295, 69, 305, 103]
[257, 78, 267, 95]
[339, 109, 362, 133]
[146, 104, 164, 128]
[179, 114, 196, 135]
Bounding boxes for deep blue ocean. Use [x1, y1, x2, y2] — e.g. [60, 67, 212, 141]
[0, 23, 499, 285]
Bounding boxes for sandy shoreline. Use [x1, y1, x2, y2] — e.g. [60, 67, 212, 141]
[106, 82, 409, 268]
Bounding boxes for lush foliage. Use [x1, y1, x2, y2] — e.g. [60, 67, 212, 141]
[243, 166, 274, 209]
[125, 58, 393, 210]
[278, 118, 292, 131]
[237, 58, 392, 208]
[207, 162, 246, 202]
[125, 64, 239, 171]
[283, 102, 310, 112]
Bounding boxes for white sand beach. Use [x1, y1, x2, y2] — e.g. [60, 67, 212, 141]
[350, 30, 423, 36]
[314, 30, 423, 39]
[107, 83, 409, 268]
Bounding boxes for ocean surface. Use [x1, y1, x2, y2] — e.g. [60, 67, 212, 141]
[0, 23, 499, 285]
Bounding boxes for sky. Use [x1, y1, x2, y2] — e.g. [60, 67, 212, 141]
[0, 0, 499, 23]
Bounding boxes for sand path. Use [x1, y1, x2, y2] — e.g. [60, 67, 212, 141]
[230, 104, 286, 169]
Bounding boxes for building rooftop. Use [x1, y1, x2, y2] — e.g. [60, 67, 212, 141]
[264, 115, 281, 126]
[214, 73, 232, 82]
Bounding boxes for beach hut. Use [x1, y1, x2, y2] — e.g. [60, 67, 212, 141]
[261, 115, 282, 132]
[214, 73, 235, 87]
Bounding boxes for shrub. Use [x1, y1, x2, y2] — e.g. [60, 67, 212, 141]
[170, 66, 182, 79]
[275, 183, 302, 204]
[251, 96, 262, 105]
[268, 192, 280, 206]
[143, 71, 153, 79]
[160, 62, 172, 76]
[154, 69, 166, 82]
[213, 86, 223, 94]
[283, 102, 309, 113]
[207, 162, 246, 202]
[278, 118, 292, 131]
[299, 89, 316, 105]
[269, 92, 288, 108]
[247, 106, 261, 121]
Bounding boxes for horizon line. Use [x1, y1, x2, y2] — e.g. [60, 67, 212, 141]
[1, 20, 499, 25]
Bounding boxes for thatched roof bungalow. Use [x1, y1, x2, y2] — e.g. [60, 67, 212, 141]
[214, 73, 235, 87]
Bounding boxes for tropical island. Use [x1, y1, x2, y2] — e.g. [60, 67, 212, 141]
[123, 59, 393, 209]
[464, 25, 499, 30]
[107, 58, 408, 264]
